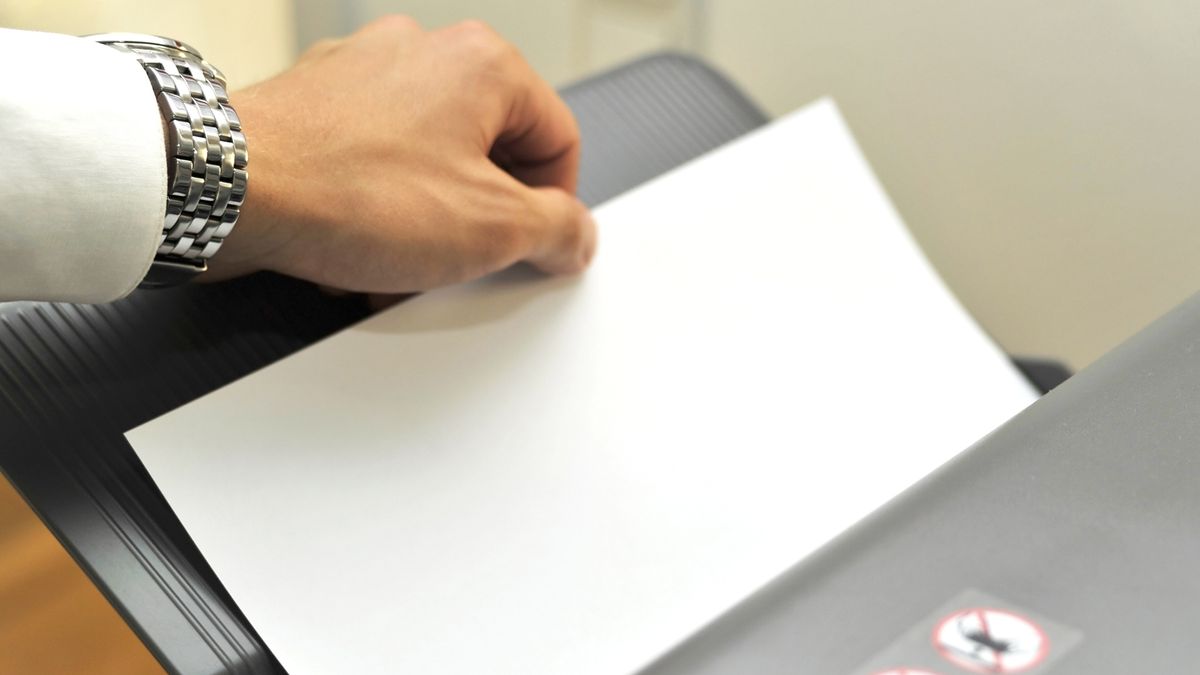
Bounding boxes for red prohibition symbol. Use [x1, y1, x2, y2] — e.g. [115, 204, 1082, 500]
[932, 607, 1050, 673]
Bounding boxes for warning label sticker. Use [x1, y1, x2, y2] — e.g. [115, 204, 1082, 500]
[849, 589, 1083, 675]
[933, 607, 1048, 672]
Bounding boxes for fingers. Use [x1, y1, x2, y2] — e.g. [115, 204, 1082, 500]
[518, 184, 597, 275]
[438, 21, 582, 194]
[279, 16, 597, 291]
[496, 71, 580, 194]
[435, 21, 593, 276]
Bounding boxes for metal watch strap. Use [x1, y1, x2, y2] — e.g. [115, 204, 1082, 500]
[86, 34, 248, 288]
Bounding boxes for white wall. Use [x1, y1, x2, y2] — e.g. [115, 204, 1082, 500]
[308, 0, 701, 85]
[0, 1, 295, 90]
[704, 0, 1200, 369]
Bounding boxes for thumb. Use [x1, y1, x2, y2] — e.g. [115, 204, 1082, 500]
[521, 186, 598, 275]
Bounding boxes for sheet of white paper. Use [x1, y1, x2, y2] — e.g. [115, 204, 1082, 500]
[128, 100, 1036, 675]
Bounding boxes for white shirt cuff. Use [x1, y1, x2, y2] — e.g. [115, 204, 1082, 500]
[0, 28, 165, 303]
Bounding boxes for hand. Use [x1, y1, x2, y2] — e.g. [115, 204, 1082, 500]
[208, 16, 597, 293]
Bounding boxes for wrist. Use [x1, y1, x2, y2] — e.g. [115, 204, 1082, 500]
[88, 33, 249, 287]
[200, 91, 294, 281]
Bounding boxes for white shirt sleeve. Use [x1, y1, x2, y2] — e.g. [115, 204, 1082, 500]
[0, 28, 165, 303]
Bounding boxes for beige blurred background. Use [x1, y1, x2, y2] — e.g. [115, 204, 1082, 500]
[5, 0, 1197, 370]
[0, 1, 1196, 669]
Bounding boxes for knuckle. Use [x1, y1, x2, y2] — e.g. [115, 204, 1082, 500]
[452, 20, 515, 65]
[451, 19, 497, 40]
[301, 37, 341, 60]
[364, 14, 420, 34]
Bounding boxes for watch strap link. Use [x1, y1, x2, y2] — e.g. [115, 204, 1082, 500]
[92, 36, 248, 287]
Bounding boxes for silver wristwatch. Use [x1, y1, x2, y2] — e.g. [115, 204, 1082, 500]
[86, 33, 248, 288]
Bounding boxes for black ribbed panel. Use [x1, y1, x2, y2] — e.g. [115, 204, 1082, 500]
[569, 54, 769, 206]
[0, 54, 771, 675]
[0, 277, 370, 675]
